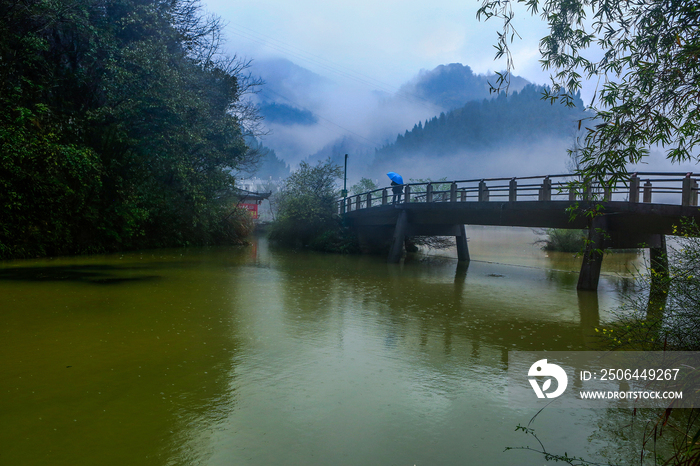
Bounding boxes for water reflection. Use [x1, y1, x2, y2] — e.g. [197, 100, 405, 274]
[0, 263, 161, 284]
[206, 240, 631, 465]
[577, 290, 602, 348]
[0, 249, 247, 466]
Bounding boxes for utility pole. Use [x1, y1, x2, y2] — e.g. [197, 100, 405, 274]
[341, 153, 348, 213]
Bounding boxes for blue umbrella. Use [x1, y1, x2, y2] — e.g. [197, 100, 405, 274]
[387, 172, 404, 185]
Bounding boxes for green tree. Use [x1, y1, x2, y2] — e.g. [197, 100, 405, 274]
[269, 159, 357, 252]
[477, 0, 700, 183]
[0, 118, 104, 257]
[350, 177, 379, 196]
[0, 0, 261, 258]
[408, 177, 453, 202]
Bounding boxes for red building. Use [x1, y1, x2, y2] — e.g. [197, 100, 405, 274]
[235, 188, 271, 221]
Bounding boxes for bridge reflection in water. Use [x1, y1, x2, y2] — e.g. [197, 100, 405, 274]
[340, 172, 700, 290]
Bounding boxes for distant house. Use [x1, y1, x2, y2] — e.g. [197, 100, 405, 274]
[236, 177, 281, 221]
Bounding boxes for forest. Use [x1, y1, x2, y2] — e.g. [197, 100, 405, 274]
[375, 84, 589, 161]
[0, 0, 258, 259]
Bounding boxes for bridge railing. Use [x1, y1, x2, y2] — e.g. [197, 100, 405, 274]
[337, 172, 700, 214]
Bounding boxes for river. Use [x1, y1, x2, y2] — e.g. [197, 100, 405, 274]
[1, 226, 655, 465]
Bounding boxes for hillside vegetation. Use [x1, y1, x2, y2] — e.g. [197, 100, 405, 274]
[398, 63, 530, 111]
[0, 0, 258, 258]
[375, 85, 588, 162]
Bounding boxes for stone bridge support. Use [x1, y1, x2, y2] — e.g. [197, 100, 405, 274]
[456, 224, 470, 262]
[388, 210, 408, 263]
[387, 209, 470, 263]
[577, 216, 607, 291]
[577, 215, 669, 291]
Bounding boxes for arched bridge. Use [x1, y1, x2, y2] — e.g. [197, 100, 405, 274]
[339, 172, 700, 291]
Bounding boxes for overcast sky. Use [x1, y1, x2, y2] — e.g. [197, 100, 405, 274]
[204, 0, 562, 97]
[201, 0, 698, 173]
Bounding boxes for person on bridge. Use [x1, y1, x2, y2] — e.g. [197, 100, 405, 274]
[387, 172, 404, 204]
[391, 181, 403, 204]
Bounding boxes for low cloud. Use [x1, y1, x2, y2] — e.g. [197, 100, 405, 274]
[366, 137, 572, 187]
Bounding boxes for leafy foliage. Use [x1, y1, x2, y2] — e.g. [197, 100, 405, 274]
[269, 159, 358, 253]
[350, 177, 379, 196]
[407, 177, 453, 202]
[536, 228, 587, 252]
[0, 0, 260, 258]
[0, 116, 104, 257]
[601, 220, 700, 351]
[477, 0, 700, 183]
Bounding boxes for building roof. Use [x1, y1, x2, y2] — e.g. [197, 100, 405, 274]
[234, 188, 272, 202]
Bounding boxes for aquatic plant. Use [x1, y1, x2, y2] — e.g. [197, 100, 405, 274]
[536, 229, 588, 253]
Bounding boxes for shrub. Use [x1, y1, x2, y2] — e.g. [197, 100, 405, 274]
[269, 159, 358, 253]
[601, 219, 700, 351]
[537, 228, 587, 252]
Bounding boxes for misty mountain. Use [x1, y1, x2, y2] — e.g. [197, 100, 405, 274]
[251, 58, 332, 110]
[293, 64, 534, 171]
[303, 135, 375, 179]
[398, 63, 530, 112]
[245, 137, 290, 180]
[248, 58, 563, 177]
[371, 85, 589, 178]
[378, 85, 587, 158]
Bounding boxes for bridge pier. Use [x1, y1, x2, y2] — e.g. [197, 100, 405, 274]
[577, 290, 601, 347]
[386, 210, 469, 263]
[649, 235, 669, 282]
[388, 210, 408, 263]
[576, 214, 670, 291]
[456, 224, 470, 262]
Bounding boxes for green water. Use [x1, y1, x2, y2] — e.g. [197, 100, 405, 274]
[1, 227, 650, 465]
